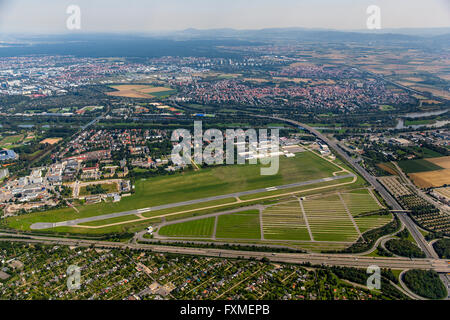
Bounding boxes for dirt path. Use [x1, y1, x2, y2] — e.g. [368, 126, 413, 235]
[298, 197, 314, 241]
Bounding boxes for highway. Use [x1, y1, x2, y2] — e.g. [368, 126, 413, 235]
[0, 233, 448, 273]
[263, 115, 448, 298]
[30, 173, 353, 230]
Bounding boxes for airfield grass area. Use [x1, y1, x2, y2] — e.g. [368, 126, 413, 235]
[7, 151, 341, 231]
[215, 210, 261, 239]
[106, 84, 176, 99]
[158, 217, 215, 238]
[7, 150, 390, 250]
[262, 200, 311, 241]
[302, 194, 359, 242]
[399, 156, 450, 188]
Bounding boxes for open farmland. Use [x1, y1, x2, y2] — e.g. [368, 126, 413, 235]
[106, 84, 175, 98]
[426, 156, 450, 169]
[339, 190, 382, 216]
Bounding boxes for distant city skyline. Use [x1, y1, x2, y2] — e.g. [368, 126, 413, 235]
[0, 0, 449, 34]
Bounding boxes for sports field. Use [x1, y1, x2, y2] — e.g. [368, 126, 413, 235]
[8, 151, 343, 231]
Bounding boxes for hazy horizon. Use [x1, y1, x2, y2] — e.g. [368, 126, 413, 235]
[0, 0, 448, 34]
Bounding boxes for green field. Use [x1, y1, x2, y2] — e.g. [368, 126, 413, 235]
[0, 134, 24, 148]
[380, 105, 395, 111]
[8, 151, 341, 231]
[215, 210, 261, 239]
[158, 217, 215, 238]
[150, 89, 177, 98]
[154, 189, 386, 244]
[398, 159, 443, 173]
[302, 195, 359, 242]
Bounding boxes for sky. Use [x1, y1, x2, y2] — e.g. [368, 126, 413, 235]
[0, 0, 449, 34]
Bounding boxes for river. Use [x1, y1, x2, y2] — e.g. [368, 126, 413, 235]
[394, 108, 449, 129]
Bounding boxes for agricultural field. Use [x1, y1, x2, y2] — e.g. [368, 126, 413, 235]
[378, 176, 413, 197]
[302, 194, 359, 242]
[39, 137, 62, 145]
[406, 156, 450, 188]
[427, 156, 450, 169]
[106, 84, 176, 98]
[409, 171, 450, 188]
[153, 188, 388, 248]
[262, 200, 311, 241]
[79, 183, 118, 196]
[376, 162, 398, 176]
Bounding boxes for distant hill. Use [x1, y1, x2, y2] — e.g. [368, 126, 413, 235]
[0, 27, 448, 57]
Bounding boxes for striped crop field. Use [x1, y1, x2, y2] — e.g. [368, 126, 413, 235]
[340, 189, 382, 216]
[262, 200, 311, 241]
[215, 211, 261, 239]
[302, 195, 359, 242]
[158, 217, 215, 238]
[339, 189, 392, 233]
